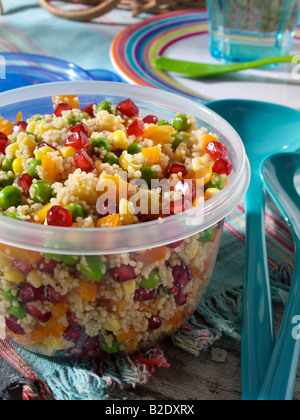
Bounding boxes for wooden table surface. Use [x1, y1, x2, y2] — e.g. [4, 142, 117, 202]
[5, 303, 300, 401]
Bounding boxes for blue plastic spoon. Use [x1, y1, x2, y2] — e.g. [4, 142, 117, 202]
[206, 100, 300, 400]
[259, 153, 300, 400]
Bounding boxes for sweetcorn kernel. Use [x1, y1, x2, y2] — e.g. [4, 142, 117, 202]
[205, 188, 220, 199]
[112, 130, 128, 150]
[59, 146, 77, 159]
[12, 158, 24, 175]
[121, 279, 136, 295]
[5, 143, 19, 158]
[34, 146, 55, 160]
[4, 268, 26, 283]
[119, 198, 136, 225]
[103, 319, 121, 332]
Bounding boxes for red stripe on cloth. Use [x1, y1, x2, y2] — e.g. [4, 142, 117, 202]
[0, 339, 54, 400]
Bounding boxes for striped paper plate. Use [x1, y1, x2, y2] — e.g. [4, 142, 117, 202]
[111, 10, 300, 108]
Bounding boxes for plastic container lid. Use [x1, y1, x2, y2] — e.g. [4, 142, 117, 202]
[0, 81, 250, 255]
[0, 53, 122, 92]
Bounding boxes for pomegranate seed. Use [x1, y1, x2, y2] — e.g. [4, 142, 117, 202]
[13, 121, 28, 134]
[6, 315, 26, 336]
[74, 150, 95, 173]
[110, 265, 137, 283]
[63, 325, 83, 343]
[205, 141, 228, 160]
[164, 163, 188, 178]
[19, 283, 45, 303]
[148, 315, 162, 330]
[25, 305, 52, 323]
[134, 287, 157, 302]
[163, 199, 192, 216]
[175, 291, 187, 306]
[67, 311, 82, 329]
[0, 133, 11, 154]
[34, 141, 57, 151]
[65, 132, 90, 150]
[117, 99, 139, 118]
[47, 206, 73, 227]
[111, 148, 123, 158]
[81, 103, 96, 117]
[169, 286, 179, 294]
[172, 262, 192, 289]
[212, 158, 233, 176]
[13, 260, 33, 275]
[167, 240, 184, 249]
[174, 179, 196, 201]
[44, 285, 66, 303]
[68, 123, 89, 136]
[17, 173, 34, 198]
[127, 119, 145, 137]
[38, 258, 58, 274]
[143, 115, 158, 125]
[53, 103, 73, 117]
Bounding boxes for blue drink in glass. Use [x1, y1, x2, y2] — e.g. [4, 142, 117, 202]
[207, 0, 300, 62]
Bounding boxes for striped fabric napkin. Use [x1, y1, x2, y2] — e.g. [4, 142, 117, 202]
[0, 0, 295, 400]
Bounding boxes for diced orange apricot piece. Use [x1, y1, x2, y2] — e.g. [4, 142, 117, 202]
[31, 203, 53, 224]
[116, 300, 127, 311]
[184, 168, 212, 185]
[142, 146, 161, 165]
[168, 310, 184, 326]
[41, 155, 59, 182]
[136, 246, 167, 265]
[139, 302, 158, 316]
[0, 118, 13, 136]
[117, 326, 137, 343]
[201, 133, 219, 153]
[53, 95, 80, 109]
[142, 125, 175, 145]
[95, 214, 121, 228]
[78, 279, 98, 302]
[15, 112, 23, 123]
[0, 243, 41, 265]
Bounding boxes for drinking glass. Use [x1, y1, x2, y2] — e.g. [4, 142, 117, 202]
[207, 0, 300, 62]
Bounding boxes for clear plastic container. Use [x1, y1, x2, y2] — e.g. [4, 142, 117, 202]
[208, 0, 300, 62]
[0, 82, 250, 358]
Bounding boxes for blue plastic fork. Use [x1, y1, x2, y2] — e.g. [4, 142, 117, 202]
[206, 100, 300, 400]
[259, 153, 300, 400]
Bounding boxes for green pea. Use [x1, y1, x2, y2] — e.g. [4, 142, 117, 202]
[29, 180, 52, 204]
[60, 255, 81, 266]
[172, 114, 191, 132]
[6, 212, 20, 219]
[127, 142, 144, 155]
[198, 227, 215, 244]
[156, 119, 169, 126]
[171, 133, 186, 150]
[67, 111, 82, 126]
[90, 137, 110, 153]
[0, 172, 15, 188]
[10, 302, 27, 319]
[2, 157, 14, 172]
[80, 256, 108, 283]
[44, 253, 60, 260]
[141, 166, 157, 188]
[106, 153, 119, 166]
[4, 290, 18, 301]
[28, 159, 42, 179]
[0, 186, 22, 210]
[97, 100, 113, 114]
[140, 269, 160, 289]
[101, 336, 119, 354]
[205, 173, 224, 191]
[65, 203, 86, 222]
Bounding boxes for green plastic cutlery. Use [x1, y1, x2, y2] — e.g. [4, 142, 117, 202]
[153, 55, 295, 78]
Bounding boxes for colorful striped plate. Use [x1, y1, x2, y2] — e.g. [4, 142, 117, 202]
[111, 10, 300, 108]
